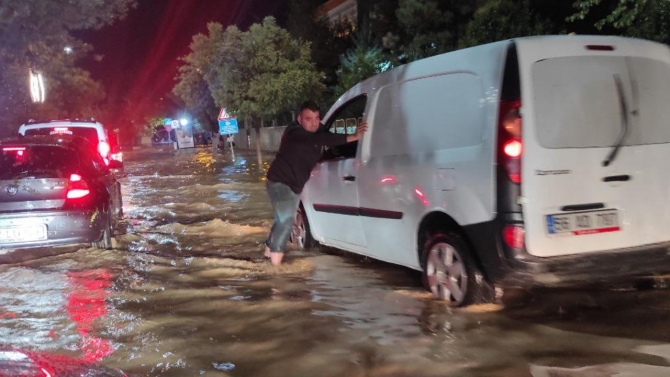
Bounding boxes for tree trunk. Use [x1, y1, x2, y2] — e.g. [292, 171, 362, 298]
[254, 117, 263, 166]
[205, 111, 219, 158]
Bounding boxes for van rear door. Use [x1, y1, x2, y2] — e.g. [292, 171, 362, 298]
[517, 37, 670, 258]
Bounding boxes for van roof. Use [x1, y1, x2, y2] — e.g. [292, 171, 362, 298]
[328, 35, 668, 120]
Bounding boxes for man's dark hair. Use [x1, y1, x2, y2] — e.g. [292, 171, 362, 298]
[298, 100, 320, 115]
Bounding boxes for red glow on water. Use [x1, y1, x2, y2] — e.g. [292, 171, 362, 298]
[66, 269, 114, 362]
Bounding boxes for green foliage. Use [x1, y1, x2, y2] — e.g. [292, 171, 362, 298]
[0, 0, 136, 135]
[568, 0, 670, 44]
[287, 0, 355, 97]
[335, 34, 391, 98]
[463, 0, 555, 47]
[396, 0, 477, 60]
[206, 17, 325, 127]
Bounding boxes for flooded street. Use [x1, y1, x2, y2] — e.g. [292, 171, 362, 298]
[3, 147, 670, 376]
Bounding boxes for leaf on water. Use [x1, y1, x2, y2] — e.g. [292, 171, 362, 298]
[212, 362, 236, 371]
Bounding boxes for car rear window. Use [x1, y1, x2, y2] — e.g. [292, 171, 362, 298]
[0, 145, 80, 180]
[24, 127, 100, 146]
[533, 56, 670, 148]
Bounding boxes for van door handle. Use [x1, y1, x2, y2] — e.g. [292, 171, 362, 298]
[561, 203, 605, 212]
[342, 176, 356, 182]
[603, 174, 631, 182]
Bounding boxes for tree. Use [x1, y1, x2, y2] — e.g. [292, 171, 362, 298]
[568, 0, 670, 44]
[0, 0, 136, 135]
[180, 17, 325, 165]
[463, 0, 556, 47]
[173, 64, 219, 133]
[287, 0, 355, 97]
[396, 0, 477, 61]
[335, 33, 392, 98]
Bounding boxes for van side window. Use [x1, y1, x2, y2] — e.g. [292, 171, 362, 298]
[322, 95, 367, 160]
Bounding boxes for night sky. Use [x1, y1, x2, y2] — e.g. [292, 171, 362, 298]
[79, 0, 289, 126]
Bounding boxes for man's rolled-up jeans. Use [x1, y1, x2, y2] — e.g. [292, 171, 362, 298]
[265, 181, 301, 253]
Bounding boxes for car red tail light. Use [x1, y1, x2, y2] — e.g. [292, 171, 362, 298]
[503, 225, 525, 249]
[66, 174, 90, 199]
[499, 100, 522, 184]
[3, 146, 27, 160]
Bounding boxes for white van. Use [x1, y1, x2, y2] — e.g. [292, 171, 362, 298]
[293, 35, 670, 306]
[18, 120, 124, 174]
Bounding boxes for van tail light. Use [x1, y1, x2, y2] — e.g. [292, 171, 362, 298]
[499, 100, 522, 184]
[98, 141, 111, 158]
[66, 173, 90, 199]
[503, 225, 525, 249]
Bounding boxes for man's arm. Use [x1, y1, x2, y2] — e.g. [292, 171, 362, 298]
[291, 122, 369, 146]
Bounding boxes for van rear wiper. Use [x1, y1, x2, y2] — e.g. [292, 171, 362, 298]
[603, 74, 629, 167]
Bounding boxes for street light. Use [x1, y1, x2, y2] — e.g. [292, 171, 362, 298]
[180, 118, 188, 126]
[29, 69, 45, 103]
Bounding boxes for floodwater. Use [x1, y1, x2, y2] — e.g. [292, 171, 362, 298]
[2, 147, 670, 376]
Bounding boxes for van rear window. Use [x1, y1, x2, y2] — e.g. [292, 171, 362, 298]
[0, 146, 79, 180]
[533, 56, 670, 148]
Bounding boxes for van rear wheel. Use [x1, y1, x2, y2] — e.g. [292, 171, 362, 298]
[290, 205, 315, 250]
[421, 232, 485, 307]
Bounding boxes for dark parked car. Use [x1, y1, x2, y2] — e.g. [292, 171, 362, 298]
[0, 135, 123, 251]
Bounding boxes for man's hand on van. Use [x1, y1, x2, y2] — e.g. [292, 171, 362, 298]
[347, 122, 368, 143]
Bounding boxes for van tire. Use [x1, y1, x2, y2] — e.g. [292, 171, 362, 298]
[290, 205, 315, 250]
[421, 232, 487, 307]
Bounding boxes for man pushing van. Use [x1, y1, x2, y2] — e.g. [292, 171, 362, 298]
[263, 100, 367, 265]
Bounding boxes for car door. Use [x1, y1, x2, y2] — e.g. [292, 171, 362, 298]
[302, 95, 367, 250]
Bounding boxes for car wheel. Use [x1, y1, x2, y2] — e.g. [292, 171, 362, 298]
[421, 232, 488, 307]
[290, 205, 315, 250]
[92, 210, 113, 250]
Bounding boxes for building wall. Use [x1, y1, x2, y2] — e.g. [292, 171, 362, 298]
[317, 0, 357, 26]
[235, 127, 287, 152]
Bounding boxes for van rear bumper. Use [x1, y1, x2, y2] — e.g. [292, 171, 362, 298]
[499, 242, 670, 287]
[464, 217, 670, 288]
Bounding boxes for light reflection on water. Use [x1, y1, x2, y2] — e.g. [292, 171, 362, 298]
[1, 149, 670, 376]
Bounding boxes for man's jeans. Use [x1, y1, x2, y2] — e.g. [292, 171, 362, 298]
[265, 181, 301, 253]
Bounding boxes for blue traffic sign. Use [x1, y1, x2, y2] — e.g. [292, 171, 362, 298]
[219, 119, 239, 135]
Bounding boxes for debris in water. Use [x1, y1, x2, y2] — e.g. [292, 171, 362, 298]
[213, 362, 236, 371]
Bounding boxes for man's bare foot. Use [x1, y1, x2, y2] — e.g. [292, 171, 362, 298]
[270, 252, 284, 266]
[264, 246, 271, 259]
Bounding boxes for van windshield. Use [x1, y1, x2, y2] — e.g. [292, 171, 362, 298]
[532, 56, 670, 149]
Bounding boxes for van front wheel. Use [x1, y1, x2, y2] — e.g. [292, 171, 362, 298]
[421, 232, 484, 307]
[290, 205, 315, 250]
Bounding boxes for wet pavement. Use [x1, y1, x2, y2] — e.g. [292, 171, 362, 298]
[2, 147, 670, 376]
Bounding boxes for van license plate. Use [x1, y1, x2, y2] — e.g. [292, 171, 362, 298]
[0, 225, 48, 244]
[546, 210, 620, 236]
